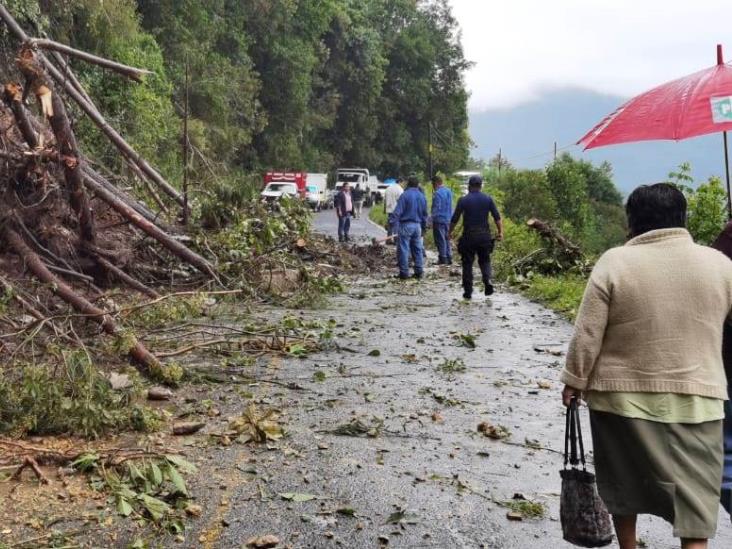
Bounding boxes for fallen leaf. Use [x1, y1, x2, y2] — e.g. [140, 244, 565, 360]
[537, 380, 552, 390]
[368, 349, 381, 357]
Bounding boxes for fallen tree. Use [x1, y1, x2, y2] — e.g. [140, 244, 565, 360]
[0, 10, 216, 381]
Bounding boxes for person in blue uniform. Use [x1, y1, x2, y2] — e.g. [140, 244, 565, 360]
[391, 176, 428, 279]
[431, 175, 453, 265]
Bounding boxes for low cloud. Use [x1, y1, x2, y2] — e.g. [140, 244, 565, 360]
[450, 0, 731, 111]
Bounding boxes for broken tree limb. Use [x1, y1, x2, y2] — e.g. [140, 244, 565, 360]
[83, 166, 174, 232]
[95, 254, 160, 299]
[17, 46, 96, 244]
[28, 38, 153, 83]
[3, 83, 38, 148]
[82, 173, 216, 277]
[2, 223, 163, 376]
[526, 218, 583, 261]
[0, 5, 185, 207]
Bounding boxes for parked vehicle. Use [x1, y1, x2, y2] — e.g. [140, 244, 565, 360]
[261, 172, 307, 201]
[376, 177, 397, 201]
[305, 173, 327, 210]
[261, 181, 299, 201]
[335, 168, 379, 205]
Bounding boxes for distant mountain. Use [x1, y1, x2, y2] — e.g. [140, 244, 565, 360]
[469, 88, 727, 193]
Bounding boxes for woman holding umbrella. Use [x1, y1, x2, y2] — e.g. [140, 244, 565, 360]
[561, 183, 732, 549]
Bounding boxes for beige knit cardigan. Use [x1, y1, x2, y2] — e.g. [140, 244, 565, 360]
[561, 228, 732, 399]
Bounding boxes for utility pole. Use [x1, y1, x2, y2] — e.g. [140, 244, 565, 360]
[554, 141, 557, 160]
[497, 148, 502, 180]
[182, 57, 190, 226]
[428, 122, 434, 180]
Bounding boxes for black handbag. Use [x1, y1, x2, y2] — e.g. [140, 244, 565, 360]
[560, 397, 614, 548]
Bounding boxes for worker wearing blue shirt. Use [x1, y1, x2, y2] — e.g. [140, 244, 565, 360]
[430, 175, 453, 265]
[449, 175, 503, 299]
[392, 176, 428, 279]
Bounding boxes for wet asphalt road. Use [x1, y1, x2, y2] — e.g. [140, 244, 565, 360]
[311, 207, 386, 242]
[177, 216, 732, 548]
[195, 276, 732, 548]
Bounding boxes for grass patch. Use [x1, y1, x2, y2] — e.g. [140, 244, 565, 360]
[519, 274, 587, 321]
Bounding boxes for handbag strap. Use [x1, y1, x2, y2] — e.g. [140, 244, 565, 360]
[564, 396, 587, 470]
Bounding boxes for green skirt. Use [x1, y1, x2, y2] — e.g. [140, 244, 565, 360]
[590, 410, 723, 539]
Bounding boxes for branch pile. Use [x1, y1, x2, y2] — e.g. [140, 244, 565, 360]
[0, 7, 214, 379]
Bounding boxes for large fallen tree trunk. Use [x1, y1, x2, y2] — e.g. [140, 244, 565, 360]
[526, 218, 583, 261]
[0, 5, 185, 209]
[2, 223, 163, 376]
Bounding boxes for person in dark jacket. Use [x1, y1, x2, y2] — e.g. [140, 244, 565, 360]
[391, 176, 428, 279]
[711, 221, 732, 518]
[334, 183, 353, 242]
[449, 175, 503, 299]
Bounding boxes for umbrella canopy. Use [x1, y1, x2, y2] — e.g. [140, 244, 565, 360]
[579, 47, 732, 149]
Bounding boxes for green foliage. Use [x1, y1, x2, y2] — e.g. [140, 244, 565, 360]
[0, 351, 161, 438]
[519, 274, 587, 321]
[669, 163, 727, 245]
[498, 169, 558, 223]
[76, 453, 197, 531]
[8, 0, 470, 186]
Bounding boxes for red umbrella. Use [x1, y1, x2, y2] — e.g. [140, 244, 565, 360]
[579, 45, 732, 216]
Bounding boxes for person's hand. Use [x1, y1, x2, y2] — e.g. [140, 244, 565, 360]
[496, 233, 504, 241]
[562, 384, 582, 407]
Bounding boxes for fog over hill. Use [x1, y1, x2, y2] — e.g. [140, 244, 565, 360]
[469, 88, 725, 193]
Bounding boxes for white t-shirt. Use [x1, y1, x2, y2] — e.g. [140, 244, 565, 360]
[384, 184, 404, 214]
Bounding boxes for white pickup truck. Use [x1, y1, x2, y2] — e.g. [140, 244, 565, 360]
[335, 168, 379, 205]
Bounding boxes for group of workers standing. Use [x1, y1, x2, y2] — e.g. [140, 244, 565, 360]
[383, 174, 504, 297]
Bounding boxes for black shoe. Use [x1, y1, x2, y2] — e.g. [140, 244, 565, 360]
[338, 236, 344, 242]
[463, 292, 472, 300]
[485, 283, 494, 296]
[395, 274, 410, 280]
[345, 235, 350, 242]
[413, 272, 423, 280]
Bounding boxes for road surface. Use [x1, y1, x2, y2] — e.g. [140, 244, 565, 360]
[312, 207, 386, 242]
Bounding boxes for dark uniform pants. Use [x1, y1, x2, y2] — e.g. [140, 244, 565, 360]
[458, 231, 494, 295]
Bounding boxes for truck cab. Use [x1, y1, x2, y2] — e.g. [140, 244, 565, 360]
[335, 168, 378, 205]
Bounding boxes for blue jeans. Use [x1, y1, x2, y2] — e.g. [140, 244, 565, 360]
[397, 222, 424, 276]
[722, 388, 732, 516]
[338, 214, 351, 240]
[433, 222, 452, 263]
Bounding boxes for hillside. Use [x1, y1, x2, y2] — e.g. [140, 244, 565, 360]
[469, 87, 725, 192]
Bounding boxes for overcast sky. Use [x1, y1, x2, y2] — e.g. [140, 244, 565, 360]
[450, 0, 732, 112]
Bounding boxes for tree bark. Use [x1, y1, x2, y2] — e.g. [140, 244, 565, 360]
[95, 254, 160, 298]
[3, 83, 38, 148]
[16, 46, 96, 244]
[2, 223, 161, 373]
